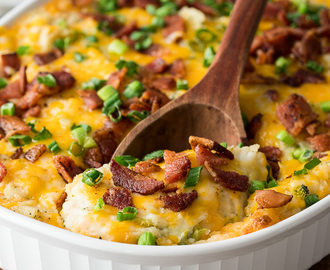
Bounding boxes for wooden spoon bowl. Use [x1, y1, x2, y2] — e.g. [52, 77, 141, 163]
[114, 0, 268, 158]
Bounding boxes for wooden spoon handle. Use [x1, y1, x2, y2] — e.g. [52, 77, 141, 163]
[189, 0, 267, 110]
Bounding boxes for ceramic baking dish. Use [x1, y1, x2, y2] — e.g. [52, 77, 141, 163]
[0, 1, 329, 270]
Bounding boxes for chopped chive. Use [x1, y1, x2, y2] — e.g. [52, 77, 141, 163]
[8, 134, 31, 147]
[138, 232, 156, 245]
[183, 166, 203, 189]
[320, 101, 330, 112]
[305, 193, 319, 207]
[37, 74, 57, 87]
[0, 78, 7, 89]
[117, 206, 138, 221]
[115, 59, 139, 76]
[114, 155, 140, 167]
[33, 127, 52, 141]
[74, 52, 87, 63]
[123, 81, 145, 99]
[142, 150, 164, 161]
[249, 180, 267, 194]
[97, 85, 118, 101]
[195, 29, 216, 44]
[82, 78, 106, 90]
[16, 45, 30, 56]
[68, 142, 85, 156]
[176, 79, 189, 90]
[130, 31, 152, 51]
[86, 35, 98, 43]
[220, 142, 227, 148]
[71, 127, 87, 145]
[53, 38, 66, 51]
[305, 60, 324, 73]
[127, 110, 150, 123]
[304, 157, 321, 170]
[1, 102, 15, 116]
[93, 198, 105, 211]
[293, 168, 308, 176]
[276, 130, 296, 146]
[108, 39, 129, 55]
[82, 168, 103, 186]
[48, 140, 61, 154]
[275, 57, 291, 74]
[203, 46, 216, 68]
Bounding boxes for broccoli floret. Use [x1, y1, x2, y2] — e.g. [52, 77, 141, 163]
[294, 184, 309, 199]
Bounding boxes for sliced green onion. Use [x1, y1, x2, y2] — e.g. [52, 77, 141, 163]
[8, 134, 31, 147]
[305, 193, 319, 207]
[320, 101, 330, 112]
[298, 149, 313, 163]
[138, 232, 156, 245]
[86, 35, 98, 43]
[53, 38, 66, 51]
[218, 2, 234, 16]
[203, 46, 216, 68]
[127, 110, 150, 123]
[1, 102, 15, 116]
[155, 2, 177, 17]
[276, 130, 296, 146]
[71, 124, 91, 133]
[74, 52, 87, 63]
[93, 198, 105, 211]
[71, 127, 87, 145]
[292, 148, 304, 159]
[102, 93, 122, 115]
[146, 4, 157, 15]
[130, 31, 152, 51]
[220, 142, 227, 148]
[293, 168, 308, 176]
[97, 21, 114, 36]
[33, 127, 52, 141]
[16, 45, 30, 56]
[0, 78, 7, 89]
[48, 140, 61, 154]
[123, 81, 145, 99]
[108, 106, 122, 123]
[37, 74, 57, 87]
[241, 112, 249, 128]
[266, 165, 275, 182]
[82, 78, 106, 90]
[82, 168, 103, 186]
[117, 206, 138, 221]
[151, 16, 165, 28]
[68, 142, 85, 156]
[196, 29, 216, 44]
[304, 157, 321, 170]
[268, 179, 278, 188]
[98, 85, 118, 101]
[115, 59, 139, 76]
[249, 180, 267, 194]
[188, 40, 204, 52]
[238, 142, 244, 148]
[176, 79, 189, 90]
[83, 136, 98, 149]
[275, 57, 291, 75]
[114, 155, 140, 167]
[142, 150, 164, 161]
[305, 60, 324, 73]
[58, 18, 67, 29]
[98, 0, 117, 13]
[183, 166, 203, 189]
[108, 39, 129, 55]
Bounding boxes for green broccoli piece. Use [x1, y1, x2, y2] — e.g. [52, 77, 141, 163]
[294, 184, 309, 199]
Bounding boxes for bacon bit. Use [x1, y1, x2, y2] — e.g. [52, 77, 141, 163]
[325, 114, 330, 128]
[103, 117, 133, 141]
[255, 48, 275, 65]
[255, 190, 293, 209]
[162, 15, 185, 42]
[10, 147, 23, 159]
[276, 94, 318, 136]
[106, 67, 127, 89]
[262, 1, 288, 20]
[82, 13, 123, 33]
[268, 160, 280, 180]
[204, 161, 249, 192]
[145, 58, 168, 74]
[280, 69, 325, 87]
[52, 70, 76, 90]
[194, 144, 229, 166]
[159, 190, 198, 212]
[320, 9, 330, 26]
[133, 160, 161, 174]
[264, 89, 279, 102]
[189, 136, 234, 160]
[142, 44, 166, 57]
[0, 115, 31, 138]
[164, 150, 191, 184]
[53, 155, 84, 183]
[33, 49, 63, 66]
[84, 147, 104, 168]
[22, 105, 41, 118]
[56, 191, 67, 211]
[259, 146, 282, 162]
[0, 161, 7, 183]
[169, 58, 186, 79]
[24, 144, 47, 163]
[307, 133, 330, 152]
[16, 85, 42, 111]
[139, 88, 170, 113]
[292, 31, 321, 63]
[151, 76, 176, 90]
[241, 72, 277, 85]
[103, 187, 134, 210]
[305, 121, 319, 136]
[71, 0, 93, 6]
[134, 0, 160, 8]
[111, 160, 164, 195]
[118, 0, 134, 8]
[77, 90, 103, 110]
[1, 53, 20, 78]
[246, 113, 263, 140]
[93, 127, 118, 163]
[114, 20, 138, 38]
[0, 80, 23, 100]
[190, 2, 217, 16]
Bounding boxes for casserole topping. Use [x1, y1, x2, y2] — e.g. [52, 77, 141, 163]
[0, 0, 329, 245]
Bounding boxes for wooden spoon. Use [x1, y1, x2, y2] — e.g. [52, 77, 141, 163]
[114, 0, 267, 158]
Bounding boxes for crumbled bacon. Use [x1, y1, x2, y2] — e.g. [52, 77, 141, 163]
[145, 58, 168, 74]
[77, 90, 103, 110]
[82, 13, 123, 33]
[53, 155, 83, 183]
[71, 0, 93, 6]
[10, 147, 23, 159]
[139, 88, 170, 113]
[133, 159, 161, 174]
[0, 115, 30, 138]
[169, 58, 186, 79]
[190, 2, 217, 16]
[164, 150, 191, 184]
[114, 20, 138, 38]
[103, 187, 134, 210]
[291, 31, 321, 63]
[255, 190, 293, 209]
[246, 113, 263, 140]
[1, 53, 20, 78]
[204, 162, 249, 192]
[194, 144, 229, 167]
[262, 1, 288, 20]
[264, 89, 279, 102]
[159, 190, 198, 212]
[320, 9, 330, 26]
[305, 121, 319, 136]
[276, 94, 318, 136]
[151, 76, 176, 90]
[259, 146, 282, 162]
[33, 49, 63, 66]
[93, 127, 118, 163]
[280, 69, 325, 87]
[162, 15, 185, 42]
[189, 136, 234, 160]
[103, 117, 133, 141]
[52, 70, 76, 90]
[268, 160, 280, 180]
[84, 147, 104, 168]
[106, 67, 127, 89]
[241, 72, 277, 85]
[24, 144, 47, 163]
[134, 0, 160, 8]
[325, 114, 330, 128]
[0, 161, 7, 183]
[56, 191, 67, 211]
[142, 44, 166, 57]
[111, 160, 164, 195]
[307, 133, 330, 152]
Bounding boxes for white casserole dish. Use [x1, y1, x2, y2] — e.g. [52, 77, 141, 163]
[0, 1, 329, 270]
